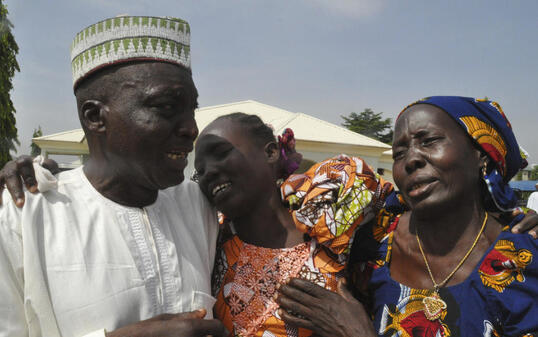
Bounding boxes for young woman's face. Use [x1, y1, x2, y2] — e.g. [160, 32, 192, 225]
[194, 119, 277, 217]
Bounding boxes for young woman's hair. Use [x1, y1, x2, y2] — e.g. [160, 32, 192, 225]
[214, 113, 302, 180]
[215, 112, 276, 148]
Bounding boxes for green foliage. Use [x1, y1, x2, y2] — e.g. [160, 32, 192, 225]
[341, 108, 393, 144]
[31, 126, 42, 157]
[530, 165, 538, 180]
[0, 0, 20, 168]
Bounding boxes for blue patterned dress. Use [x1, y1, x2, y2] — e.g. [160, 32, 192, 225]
[352, 217, 538, 337]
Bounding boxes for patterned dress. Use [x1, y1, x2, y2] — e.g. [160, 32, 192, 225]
[212, 155, 392, 337]
[354, 215, 538, 337]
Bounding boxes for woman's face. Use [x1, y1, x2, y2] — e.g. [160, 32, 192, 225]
[392, 104, 484, 216]
[194, 119, 278, 217]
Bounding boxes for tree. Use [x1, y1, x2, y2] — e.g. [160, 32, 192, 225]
[341, 108, 393, 144]
[530, 165, 538, 181]
[31, 126, 42, 157]
[0, 0, 20, 168]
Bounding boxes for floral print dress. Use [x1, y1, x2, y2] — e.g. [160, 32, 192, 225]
[212, 155, 392, 337]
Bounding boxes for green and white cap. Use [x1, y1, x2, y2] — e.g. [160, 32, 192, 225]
[70, 16, 191, 88]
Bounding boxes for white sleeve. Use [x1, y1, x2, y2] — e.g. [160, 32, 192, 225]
[32, 156, 57, 192]
[204, 200, 218, 274]
[81, 329, 107, 337]
[0, 200, 29, 337]
[527, 193, 537, 211]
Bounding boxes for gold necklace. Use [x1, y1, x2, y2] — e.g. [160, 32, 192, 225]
[415, 212, 488, 321]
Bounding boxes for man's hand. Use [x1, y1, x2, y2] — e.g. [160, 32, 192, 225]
[105, 309, 226, 337]
[511, 210, 538, 239]
[277, 278, 376, 337]
[0, 156, 60, 208]
[0, 155, 38, 207]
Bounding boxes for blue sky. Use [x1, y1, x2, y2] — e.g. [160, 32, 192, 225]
[5, 0, 538, 164]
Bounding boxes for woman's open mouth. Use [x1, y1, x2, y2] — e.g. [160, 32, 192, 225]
[407, 179, 437, 198]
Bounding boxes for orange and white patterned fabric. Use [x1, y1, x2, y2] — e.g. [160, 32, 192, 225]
[212, 155, 392, 336]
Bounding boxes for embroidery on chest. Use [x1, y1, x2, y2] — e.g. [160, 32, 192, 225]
[224, 243, 310, 336]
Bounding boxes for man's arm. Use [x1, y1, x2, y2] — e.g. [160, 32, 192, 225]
[105, 310, 226, 337]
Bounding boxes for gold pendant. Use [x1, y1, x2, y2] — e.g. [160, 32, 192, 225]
[422, 291, 447, 321]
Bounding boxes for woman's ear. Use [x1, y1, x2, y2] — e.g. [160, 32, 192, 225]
[80, 100, 107, 133]
[479, 152, 490, 174]
[264, 141, 280, 164]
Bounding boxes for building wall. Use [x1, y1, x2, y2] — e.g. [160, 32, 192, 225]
[184, 140, 393, 183]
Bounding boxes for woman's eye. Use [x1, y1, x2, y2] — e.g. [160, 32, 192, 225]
[422, 137, 440, 146]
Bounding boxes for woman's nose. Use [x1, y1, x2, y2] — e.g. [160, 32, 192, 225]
[404, 146, 426, 173]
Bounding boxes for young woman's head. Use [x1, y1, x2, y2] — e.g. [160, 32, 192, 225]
[194, 113, 285, 217]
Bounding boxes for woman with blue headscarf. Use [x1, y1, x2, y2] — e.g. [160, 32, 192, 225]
[277, 96, 538, 336]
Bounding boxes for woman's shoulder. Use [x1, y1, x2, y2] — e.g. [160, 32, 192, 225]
[490, 223, 538, 262]
[475, 227, 538, 335]
[478, 226, 538, 285]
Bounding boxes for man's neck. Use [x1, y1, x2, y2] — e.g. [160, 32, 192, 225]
[83, 160, 158, 208]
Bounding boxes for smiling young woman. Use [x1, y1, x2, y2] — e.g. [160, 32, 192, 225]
[194, 112, 393, 336]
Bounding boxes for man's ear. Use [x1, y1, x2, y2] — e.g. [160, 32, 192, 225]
[80, 100, 107, 133]
[264, 141, 280, 164]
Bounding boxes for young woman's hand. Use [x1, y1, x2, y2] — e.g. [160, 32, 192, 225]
[277, 278, 376, 337]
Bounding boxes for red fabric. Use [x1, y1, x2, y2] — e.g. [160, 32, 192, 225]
[400, 311, 446, 337]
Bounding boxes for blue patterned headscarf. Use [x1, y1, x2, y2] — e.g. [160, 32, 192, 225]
[399, 96, 527, 211]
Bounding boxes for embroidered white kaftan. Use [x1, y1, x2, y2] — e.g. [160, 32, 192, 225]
[527, 191, 538, 212]
[0, 167, 218, 337]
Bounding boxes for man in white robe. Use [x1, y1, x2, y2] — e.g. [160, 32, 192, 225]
[0, 16, 224, 337]
[528, 183, 538, 213]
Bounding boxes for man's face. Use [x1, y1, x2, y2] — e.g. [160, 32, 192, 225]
[103, 62, 199, 190]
